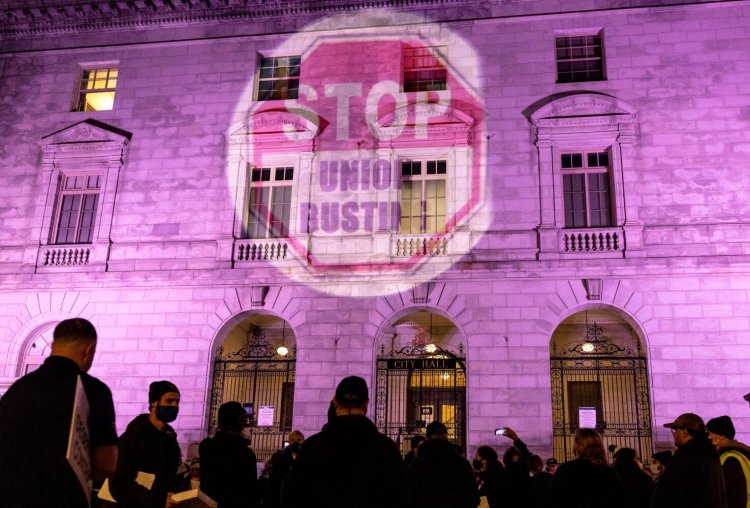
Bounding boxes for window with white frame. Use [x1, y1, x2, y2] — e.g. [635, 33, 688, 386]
[257, 56, 300, 101]
[403, 46, 447, 92]
[399, 159, 447, 234]
[75, 67, 118, 112]
[245, 165, 294, 238]
[555, 34, 605, 83]
[561, 151, 612, 228]
[51, 173, 102, 244]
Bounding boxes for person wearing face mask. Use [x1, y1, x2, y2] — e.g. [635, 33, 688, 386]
[106, 380, 183, 508]
[265, 430, 304, 508]
[199, 401, 259, 508]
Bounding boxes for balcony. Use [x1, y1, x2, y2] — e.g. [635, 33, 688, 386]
[561, 228, 622, 254]
[235, 239, 290, 262]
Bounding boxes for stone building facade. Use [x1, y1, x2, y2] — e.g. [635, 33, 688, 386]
[1, 0, 749, 460]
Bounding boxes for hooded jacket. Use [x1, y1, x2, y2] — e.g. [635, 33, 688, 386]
[408, 437, 480, 508]
[199, 430, 259, 508]
[281, 414, 407, 508]
[107, 414, 181, 508]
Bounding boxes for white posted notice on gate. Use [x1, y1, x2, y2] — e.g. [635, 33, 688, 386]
[257, 406, 274, 427]
[579, 407, 597, 429]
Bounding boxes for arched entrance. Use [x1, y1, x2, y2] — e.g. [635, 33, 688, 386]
[376, 310, 466, 453]
[550, 309, 653, 462]
[209, 314, 296, 460]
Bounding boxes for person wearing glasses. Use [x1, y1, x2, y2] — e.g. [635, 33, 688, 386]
[651, 412, 727, 508]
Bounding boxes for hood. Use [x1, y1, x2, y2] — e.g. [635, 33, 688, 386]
[415, 437, 459, 461]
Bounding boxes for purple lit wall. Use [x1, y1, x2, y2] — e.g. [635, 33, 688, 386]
[1, 0, 749, 459]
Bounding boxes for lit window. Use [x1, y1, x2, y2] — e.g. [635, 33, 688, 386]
[257, 56, 300, 101]
[399, 159, 447, 234]
[245, 166, 294, 238]
[404, 46, 447, 92]
[75, 67, 117, 111]
[562, 151, 612, 228]
[555, 35, 604, 83]
[51, 174, 101, 244]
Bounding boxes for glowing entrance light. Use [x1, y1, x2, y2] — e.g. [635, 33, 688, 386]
[276, 345, 289, 356]
[425, 343, 437, 354]
[227, 10, 488, 297]
[581, 342, 595, 353]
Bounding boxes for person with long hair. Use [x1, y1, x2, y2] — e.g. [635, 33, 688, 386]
[547, 428, 624, 508]
[473, 445, 503, 507]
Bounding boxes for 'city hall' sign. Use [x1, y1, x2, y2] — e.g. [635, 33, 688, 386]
[386, 358, 458, 370]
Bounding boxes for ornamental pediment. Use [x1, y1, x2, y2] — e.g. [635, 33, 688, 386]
[373, 103, 474, 145]
[39, 119, 132, 150]
[229, 110, 321, 144]
[529, 92, 636, 127]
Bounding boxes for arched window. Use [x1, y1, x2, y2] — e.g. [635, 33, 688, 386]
[22, 328, 54, 375]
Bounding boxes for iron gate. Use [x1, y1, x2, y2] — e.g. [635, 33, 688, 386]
[376, 343, 466, 453]
[210, 332, 295, 461]
[551, 324, 652, 463]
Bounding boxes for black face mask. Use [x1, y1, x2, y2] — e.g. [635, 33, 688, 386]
[472, 459, 483, 470]
[156, 405, 179, 423]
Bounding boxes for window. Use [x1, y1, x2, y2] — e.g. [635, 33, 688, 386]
[245, 166, 294, 238]
[75, 67, 117, 111]
[562, 151, 611, 228]
[555, 34, 604, 83]
[399, 159, 447, 234]
[403, 46, 447, 92]
[51, 174, 101, 244]
[257, 56, 300, 101]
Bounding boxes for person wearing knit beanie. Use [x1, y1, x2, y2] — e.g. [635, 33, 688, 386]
[707, 415, 750, 508]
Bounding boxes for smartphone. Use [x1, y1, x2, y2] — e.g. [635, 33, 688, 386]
[243, 403, 254, 417]
[282, 440, 290, 448]
[495, 428, 506, 436]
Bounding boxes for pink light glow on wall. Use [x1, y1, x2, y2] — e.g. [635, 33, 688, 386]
[227, 11, 488, 293]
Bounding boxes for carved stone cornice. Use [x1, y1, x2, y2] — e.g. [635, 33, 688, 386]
[0, 0, 478, 36]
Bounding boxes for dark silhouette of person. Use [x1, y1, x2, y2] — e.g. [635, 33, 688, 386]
[474, 445, 503, 508]
[652, 413, 727, 508]
[612, 447, 654, 508]
[408, 421, 479, 508]
[199, 401, 259, 508]
[281, 376, 407, 508]
[547, 428, 625, 508]
[0, 318, 117, 508]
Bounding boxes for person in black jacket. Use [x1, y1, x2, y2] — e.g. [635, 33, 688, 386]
[548, 428, 624, 508]
[474, 445, 503, 508]
[612, 447, 654, 508]
[199, 401, 259, 508]
[408, 421, 479, 508]
[497, 427, 533, 506]
[107, 380, 183, 508]
[651, 413, 727, 508]
[707, 415, 750, 508]
[0, 318, 118, 508]
[281, 376, 407, 508]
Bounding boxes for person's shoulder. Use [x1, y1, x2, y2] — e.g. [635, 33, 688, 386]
[81, 371, 112, 394]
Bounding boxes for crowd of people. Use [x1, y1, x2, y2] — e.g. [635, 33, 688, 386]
[0, 318, 749, 508]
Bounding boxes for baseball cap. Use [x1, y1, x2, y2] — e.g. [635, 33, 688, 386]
[546, 457, 558, 466]
[706, 415, 736, 440]
[662, 413, 705, 432]
[334, 376, 368, 405]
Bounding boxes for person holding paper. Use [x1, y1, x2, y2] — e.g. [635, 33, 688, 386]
[105, 380, 183, 508]
[0, 318, 118, 508]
